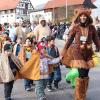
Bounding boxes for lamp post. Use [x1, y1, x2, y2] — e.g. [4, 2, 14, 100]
[53, 7, 55, 23]
[66, 0, 67, 18]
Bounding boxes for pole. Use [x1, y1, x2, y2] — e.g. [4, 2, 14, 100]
[66, 0, 67, 18]
[53, 7, 55, 23]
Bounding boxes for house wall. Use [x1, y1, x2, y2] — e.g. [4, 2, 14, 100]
[44, 4, 82, 23]
[16, 0, 33, 20]
[0, 10, 16, 24]
[67, 4, 82, 21]
[30, 10, 52, 23]
[0, 0, 33, 24]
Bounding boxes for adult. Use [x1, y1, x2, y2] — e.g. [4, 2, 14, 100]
[9, 24, 16, 42]
[0, 44, 22, 100]
[0, 24, 2, 34]
[34, 17, 51, 42]
[16, 21, 27, 44]
[61, 8, 100, 100]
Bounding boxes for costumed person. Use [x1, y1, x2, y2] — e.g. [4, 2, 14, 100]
[33, 17, 51, 42]
[0, 31, 12, 53]
[0, 24, 2, 35]
[64, 23, 78, 88]
[19, 42, 62, 100]
[0, 44, 22, 100]
[18, 37, 34, 91]
[13, 37, 22, 56]
[31, 35, 37, 49]
[94, 17, 100, 52]
[61, 8, 100, 100]
[9, 24, 17, 43]
[46, 36, 61, 91]
[16, 21, 27, 44]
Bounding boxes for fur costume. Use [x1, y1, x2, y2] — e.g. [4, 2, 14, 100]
[75, 77, 89, 100]
[61, 8, 100, 100]
[61, 8, 100, 69]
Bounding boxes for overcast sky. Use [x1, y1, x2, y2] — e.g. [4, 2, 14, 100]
[92, 0, 100, 18]
[30, 0, 50, 7]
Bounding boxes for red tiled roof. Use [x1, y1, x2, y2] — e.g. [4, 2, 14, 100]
[45, 0, 95, 9]
[0, 0, 20, 11]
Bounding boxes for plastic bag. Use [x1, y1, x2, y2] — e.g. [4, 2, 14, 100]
[65, 68, 79, 87]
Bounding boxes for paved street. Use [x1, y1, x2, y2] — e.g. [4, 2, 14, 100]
[0, 39, 100, 100]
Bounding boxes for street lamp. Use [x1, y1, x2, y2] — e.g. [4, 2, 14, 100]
[66, 0, 67, 18]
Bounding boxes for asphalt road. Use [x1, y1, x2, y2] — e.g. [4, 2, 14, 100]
[0, 39, 100, 100]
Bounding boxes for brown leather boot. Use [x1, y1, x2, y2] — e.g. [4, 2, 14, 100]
[75, 77, 89, 100]
[84, 77, 89, 98]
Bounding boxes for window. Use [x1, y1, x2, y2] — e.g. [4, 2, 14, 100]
[19, 9, 24, 15]
[24, 0, 28, 1]
[16, 9, 20, 14]
[17, 17, 19, 19]
[11, 15, 13, 17]
[1, 11, 5, 14]
[11, 9, 14, 13]
[5, 10, 7, 14]
[22, 4, 24, 7]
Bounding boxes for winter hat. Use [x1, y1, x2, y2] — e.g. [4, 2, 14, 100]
[39, 17, 46, 24]
[46, 36, 55, 42]
[37, 42, 45, 50]
[4, 44, 12, 51]
[32, 36, 36, 40]
[72, 7, 93, 26]
[3, 31, 9, 36]
[74, 8, 91, 17]
[73, 8, 91, 22]
[41, 37, 46, 42]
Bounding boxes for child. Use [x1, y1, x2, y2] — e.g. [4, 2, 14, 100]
[0, 44, 22, 100]
[18, 37, 34, 91]
[0, 31, 11, 53]
[19, 42, 62, 100]
[13, 37, 22, 56]
[46, 36, 61, 91]
[31, 36, 37, 49]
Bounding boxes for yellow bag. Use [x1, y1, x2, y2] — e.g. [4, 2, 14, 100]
[92, 53, 99, 66]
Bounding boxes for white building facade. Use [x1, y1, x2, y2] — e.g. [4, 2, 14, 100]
[91, 0, 100, 19]
[0, 0, 33, 24]
[30, 10, 52, 23]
